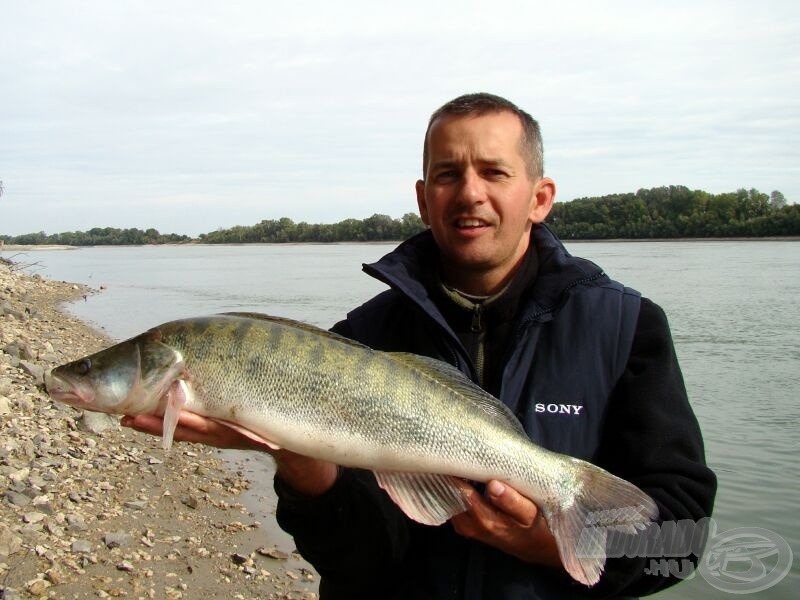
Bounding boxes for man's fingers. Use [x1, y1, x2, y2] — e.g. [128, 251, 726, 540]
[486, 480, 538, 527]
[121, 414, 164, 434]
[120, 413, 241, 447]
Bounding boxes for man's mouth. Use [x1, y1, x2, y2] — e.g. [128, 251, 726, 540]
[455, 218, 489, 228]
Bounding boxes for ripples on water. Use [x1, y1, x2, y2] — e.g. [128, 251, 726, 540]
[18, 240, 799, 599]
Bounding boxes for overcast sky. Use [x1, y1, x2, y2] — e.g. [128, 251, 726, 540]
[1, 1, 798, 237]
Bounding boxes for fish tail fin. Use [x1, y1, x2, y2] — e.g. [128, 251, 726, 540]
[545, 463, 658, 587]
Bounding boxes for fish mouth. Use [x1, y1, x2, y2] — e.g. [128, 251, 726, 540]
[44, 370, 95, 409]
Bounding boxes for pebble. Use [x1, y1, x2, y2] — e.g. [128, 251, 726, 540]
[22, 512, 46, 524]
[18, 361, 44, 385]
[65, 513, 88, 531]
[71, 539, 93, 554]
[25, 578, 51, 596]
[257, 546, 289, 560]
[103, 531, 133, 549]
[116, 560, 135, 572]
[4, 491, 32, 507]
[181, 495, 199, 509]
[0, 524, 23, 558]
[78, 411, 119, 434]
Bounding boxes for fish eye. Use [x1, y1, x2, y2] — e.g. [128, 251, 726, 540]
[75, 359, 92, 376]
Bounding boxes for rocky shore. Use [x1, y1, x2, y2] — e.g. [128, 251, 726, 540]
[0, 259, 319, 599]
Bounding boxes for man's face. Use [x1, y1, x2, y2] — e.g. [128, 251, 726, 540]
[416, 111, 554, 295]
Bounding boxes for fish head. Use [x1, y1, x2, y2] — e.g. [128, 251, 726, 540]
[45, 330, 183, 415]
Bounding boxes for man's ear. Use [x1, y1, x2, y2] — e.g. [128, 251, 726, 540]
[529, 177, 556, 224]
[415, 179, 430, 226]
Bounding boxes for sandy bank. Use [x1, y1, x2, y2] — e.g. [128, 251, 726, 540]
[0, 262, 318, 599]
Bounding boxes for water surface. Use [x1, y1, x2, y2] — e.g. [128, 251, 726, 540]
[14, 240, 799, 599]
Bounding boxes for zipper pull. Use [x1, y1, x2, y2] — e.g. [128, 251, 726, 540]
[470, 304, 484, 333]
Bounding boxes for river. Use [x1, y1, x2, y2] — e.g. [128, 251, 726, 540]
[12, 239, 799, 599]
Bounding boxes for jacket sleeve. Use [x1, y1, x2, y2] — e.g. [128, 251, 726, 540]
[591, 298, 717, 597]
[274, 468, 410, 598]
[272, 319, 411, 599]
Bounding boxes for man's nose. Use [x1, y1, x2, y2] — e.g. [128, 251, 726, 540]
[459, 169, 486, 204]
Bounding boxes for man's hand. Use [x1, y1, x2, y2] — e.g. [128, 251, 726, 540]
[450, 480, 563, 569]
[121, 412, 265, 450]
[121, 413, 338, 497]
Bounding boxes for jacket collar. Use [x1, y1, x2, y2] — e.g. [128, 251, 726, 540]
[362, 224, 606, 325]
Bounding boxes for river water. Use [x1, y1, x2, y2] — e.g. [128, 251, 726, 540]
[12, 240, 799, 599]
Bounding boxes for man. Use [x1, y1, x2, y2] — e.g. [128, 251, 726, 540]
[124, 93, 716, 598]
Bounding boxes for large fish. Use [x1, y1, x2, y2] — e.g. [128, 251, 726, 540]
[44, 313, 657, 586]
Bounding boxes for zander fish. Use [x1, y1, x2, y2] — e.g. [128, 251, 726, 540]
[44, 313, 657, 586]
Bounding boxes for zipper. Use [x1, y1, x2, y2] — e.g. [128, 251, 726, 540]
[471, 303, 486, 387]
[470, 303, 484, 332]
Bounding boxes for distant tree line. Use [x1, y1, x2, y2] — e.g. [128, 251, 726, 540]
[1, 187, 797, 246]
[547, 186, 797, 239]
[0, 227, 191, 246]
[199, 213, 425, 244]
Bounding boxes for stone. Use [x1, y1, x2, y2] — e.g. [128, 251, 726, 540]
[15, 396, 34, 411]
[78, 411, 118, 434]
[7, 467, 29, 484]
[66, 513, 88, 531]
[18, 360, 44, 385]
[256, 546, 289, 560]
[25, 578, 51, 596]
[103, 531, 132, 549]
[0, 524, 23, 558]
[71, 539, 93, 553]
[181, 495, 199, 509]
[44, 567, 66, 585]
[22, 512, 46, 524]
[7, 342, 34, 360]
[4, 490, 32, 507]
[0, 586, 22, 599]
[116, 560, 135, 572]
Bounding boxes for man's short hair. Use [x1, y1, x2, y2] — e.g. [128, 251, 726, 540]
[422, 93, 544, 180]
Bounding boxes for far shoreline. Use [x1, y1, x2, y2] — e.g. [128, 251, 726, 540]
[2, 236, 800, 252]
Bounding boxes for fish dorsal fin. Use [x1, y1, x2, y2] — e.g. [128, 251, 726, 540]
[389, 353, 527, 437]
[219, 312, 373, 351]
[374, 471, 469, 525]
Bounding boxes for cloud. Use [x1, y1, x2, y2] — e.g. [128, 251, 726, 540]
[1, 1, 798, 236]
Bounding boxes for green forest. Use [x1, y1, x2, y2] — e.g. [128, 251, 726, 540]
[2, 186, 797, 246]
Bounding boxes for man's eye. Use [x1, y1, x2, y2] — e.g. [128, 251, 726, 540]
[435, 170, 459, 181]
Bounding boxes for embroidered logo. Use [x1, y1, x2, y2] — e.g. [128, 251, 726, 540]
[534, 403, 584, 416]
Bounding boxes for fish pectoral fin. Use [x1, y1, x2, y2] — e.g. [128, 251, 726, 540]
[374, 471, 469, 526]
[207, 418, 282, 451]
[162, 380, 189, 451]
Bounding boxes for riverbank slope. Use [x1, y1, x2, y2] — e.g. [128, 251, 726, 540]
[0, 261, 318, 599]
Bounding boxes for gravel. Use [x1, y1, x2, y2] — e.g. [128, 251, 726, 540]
[0, 259, 319, 599]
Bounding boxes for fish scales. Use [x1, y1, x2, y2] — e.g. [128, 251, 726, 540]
[45, 312, 658, 587]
